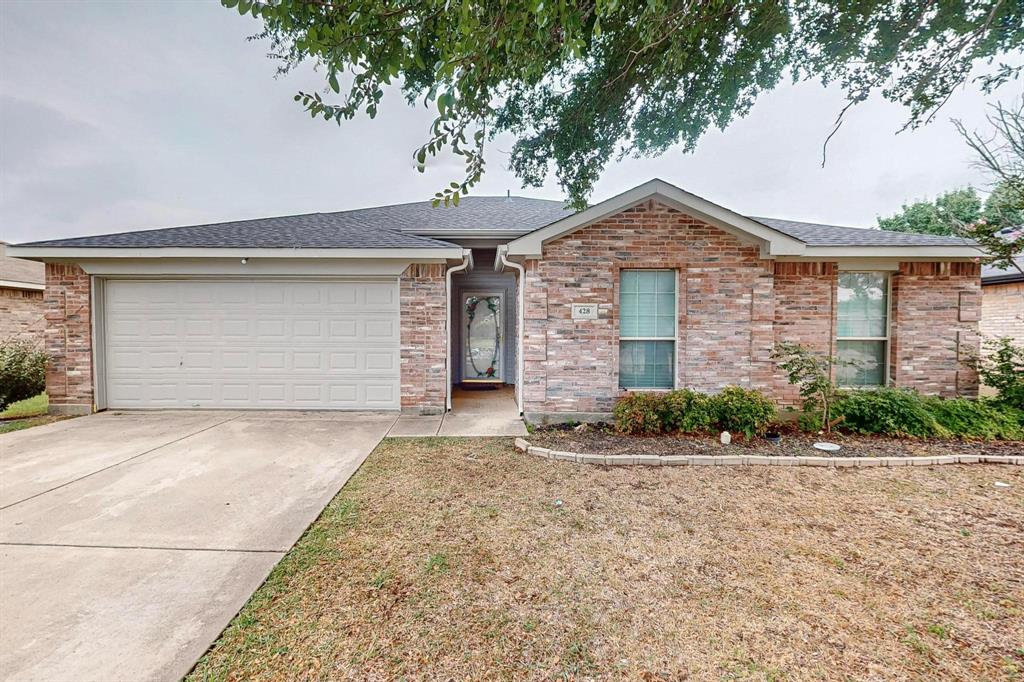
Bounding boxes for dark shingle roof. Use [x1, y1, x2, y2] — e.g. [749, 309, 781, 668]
[17, 194, 977, 250]
[981, 259, 1024, 284]
[19, 196, 569, 249]
[390, 196, 571, 232]
[750, 217, 975, 247]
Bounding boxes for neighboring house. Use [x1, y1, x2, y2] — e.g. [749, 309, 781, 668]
[9, 179, 982, 420]
[980, 259, 1023, 342]
[0, 241, 46, 342]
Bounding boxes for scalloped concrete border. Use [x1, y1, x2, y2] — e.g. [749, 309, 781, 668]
[513, 438, 1023, 467]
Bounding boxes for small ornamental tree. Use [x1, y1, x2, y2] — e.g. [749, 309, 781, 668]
[963, 336, 1024, 409]
[772, 341, 848, 433]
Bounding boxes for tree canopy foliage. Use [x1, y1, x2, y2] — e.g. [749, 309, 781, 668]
[224, 0, 1023, 207]
[879, 99, 1023, 273]
[877, 188, 985, 236]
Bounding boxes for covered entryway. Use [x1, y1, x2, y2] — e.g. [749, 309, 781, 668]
[102, 279, 400, 409]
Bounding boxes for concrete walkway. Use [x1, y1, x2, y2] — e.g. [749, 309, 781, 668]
[0, 410, 396, 682]
[388, 386, 528, 437]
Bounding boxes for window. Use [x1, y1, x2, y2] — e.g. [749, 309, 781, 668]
[836, 272, 889, 387]
[618, 269, 676, 389]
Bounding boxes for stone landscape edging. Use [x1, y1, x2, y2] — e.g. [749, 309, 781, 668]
[513, 438, 1023, 467]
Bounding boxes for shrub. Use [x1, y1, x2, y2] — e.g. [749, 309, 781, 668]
[0, 338, 47, 412]
[964, 336, 1024, 410]
[833, 388, 947, 438]
[712, 386, 776, 438]
[613, 392, 666, 435]
[923, 397, 1024, 440]
[662, 389, 718, 433]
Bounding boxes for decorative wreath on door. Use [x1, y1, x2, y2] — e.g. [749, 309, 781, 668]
[465, 296, 501, 378]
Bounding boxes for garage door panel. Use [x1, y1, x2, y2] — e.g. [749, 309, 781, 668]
[105, 280, 401, 409]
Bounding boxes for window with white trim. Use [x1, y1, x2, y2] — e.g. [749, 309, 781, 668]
[836, 272, 889, 387]
[618, 269, 676, 389]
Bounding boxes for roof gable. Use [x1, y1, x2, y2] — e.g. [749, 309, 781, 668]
[504, 179, 805, 258]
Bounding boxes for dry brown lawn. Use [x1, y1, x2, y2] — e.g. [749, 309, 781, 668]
[188, 438, 1024, 681]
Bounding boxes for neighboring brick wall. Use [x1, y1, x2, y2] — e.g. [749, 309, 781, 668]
[890, 261, 981, 398]
[0, 287, 46, 342]
[772, 262, 837, 406]
[980, 281, 1024, 343]
[522, 200, 775, 416]
[400, 263, 447, 414]
[44, 263, 94, 415]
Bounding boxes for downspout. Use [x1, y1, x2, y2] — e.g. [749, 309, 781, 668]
[498, 245, 525, 416]
[445, 249, 473, 412]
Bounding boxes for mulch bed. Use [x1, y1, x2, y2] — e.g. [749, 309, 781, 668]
[529, 422, 1024, 458]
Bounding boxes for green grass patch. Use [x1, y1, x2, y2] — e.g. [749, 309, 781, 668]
[0, 393, 47, 419]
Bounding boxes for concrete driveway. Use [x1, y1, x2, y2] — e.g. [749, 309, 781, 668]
[0, 410, 396, 682]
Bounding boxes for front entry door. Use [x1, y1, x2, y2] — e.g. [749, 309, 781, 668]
[462, 292, 504, 383]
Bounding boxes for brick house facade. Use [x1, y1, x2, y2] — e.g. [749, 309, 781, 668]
[0, 242, 46, 343]
[12, 179, 983, 418]
[517, 201, 980, 420]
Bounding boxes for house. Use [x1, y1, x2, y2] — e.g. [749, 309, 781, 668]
[8, 179, 982, 421]
[0, 241, 46, 342]
[980, 260, 1023, 343]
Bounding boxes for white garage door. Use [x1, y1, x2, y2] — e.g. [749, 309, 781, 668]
[103, 279, 400, 409]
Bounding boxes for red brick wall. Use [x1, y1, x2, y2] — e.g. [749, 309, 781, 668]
[522, 200, 776, 415]
[0, 287, 46, 342]
[522, 203, 983, 417]
[400, 263, 447, 413]
[44, 263, 94, 414]
[772, 262, 837, 405]
[980, 281, 1023, 342]
[890, 261, 981, 397]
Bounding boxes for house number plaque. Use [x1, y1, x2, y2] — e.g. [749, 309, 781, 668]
[571, 303, 598, 320]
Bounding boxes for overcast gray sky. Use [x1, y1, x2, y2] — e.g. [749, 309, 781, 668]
[1, 0, 1020, 244]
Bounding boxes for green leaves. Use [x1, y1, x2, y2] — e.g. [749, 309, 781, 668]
[233, 0, 1023, 208]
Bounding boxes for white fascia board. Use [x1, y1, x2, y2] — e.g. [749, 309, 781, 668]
[504, 179, 807, 258]
[5, 246, 465, 261]
[797, 245, 982, 259]
[0, 279, 45, 290]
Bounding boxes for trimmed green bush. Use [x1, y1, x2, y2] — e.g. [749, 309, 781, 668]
[923, 397, 1024, 441]
[713, 386, 777, 438]
[833, 388, 948, 438]
[0, 338, 47, 412]
[662, 389, 718, 433]
[613, 392, 665, 435]
[613, 386, 777, 437]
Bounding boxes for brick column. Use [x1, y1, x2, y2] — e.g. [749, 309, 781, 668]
[399, 263, 447, 414]
[43, 263, 94, 415]
[890, 262, 980, 397]
[772, 262, 837, 406]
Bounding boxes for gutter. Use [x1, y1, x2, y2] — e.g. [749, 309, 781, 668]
[497, 245, 525, 416]
[445, 249, 473, 411]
